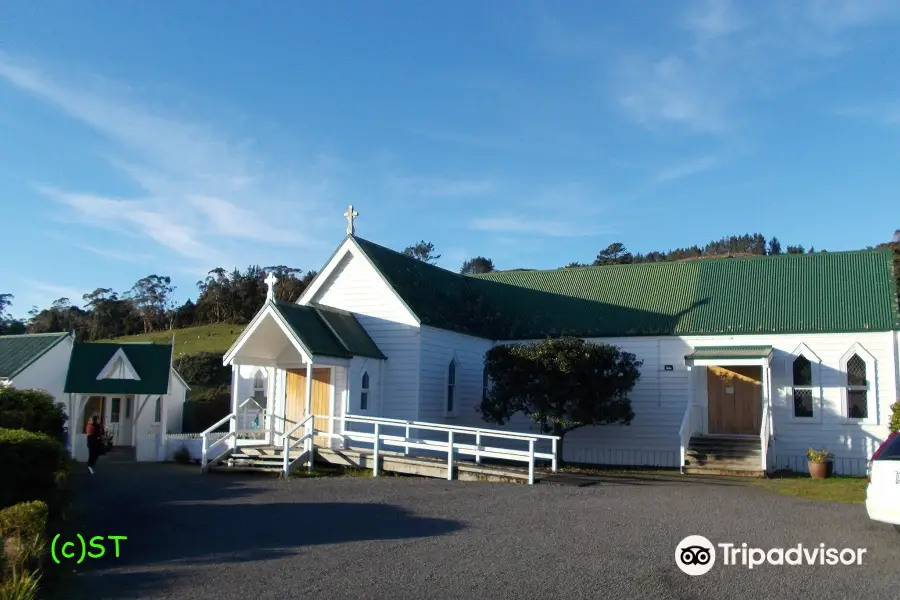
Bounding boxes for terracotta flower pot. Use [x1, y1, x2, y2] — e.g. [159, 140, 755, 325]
[808, 460, 831, 479]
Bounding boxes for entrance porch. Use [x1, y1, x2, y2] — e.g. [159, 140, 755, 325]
[216, 292, 387, 467]
[680, 346, 775, 475]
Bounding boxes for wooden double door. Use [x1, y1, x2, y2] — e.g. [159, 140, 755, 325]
[285, 367, 332, 446]
[706, 366, 762, 435]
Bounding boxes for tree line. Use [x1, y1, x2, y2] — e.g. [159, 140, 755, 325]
[0, 265, 317, 340]
[1, 230, 897, 340]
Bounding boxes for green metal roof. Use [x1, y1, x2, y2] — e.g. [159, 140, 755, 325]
[685, 346, 774, 361]
[0, 332, 70, 379]
[274, 301, 385, 360]
[64, 342, 175, 394]
[351, 237, 900, 339]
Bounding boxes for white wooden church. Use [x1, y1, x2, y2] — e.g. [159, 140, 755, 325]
[221, 206, 900, 476]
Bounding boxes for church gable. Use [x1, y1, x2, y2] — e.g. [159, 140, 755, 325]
[301, 239, 420, 328]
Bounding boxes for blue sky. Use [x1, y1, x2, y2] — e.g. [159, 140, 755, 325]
[2, 1, 900, 317]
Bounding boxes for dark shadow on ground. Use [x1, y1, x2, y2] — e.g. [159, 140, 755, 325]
[56, 460, 464, 600]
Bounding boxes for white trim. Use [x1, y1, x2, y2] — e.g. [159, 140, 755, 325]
[444, 353, 459, 418]
[839, 343, 878, 425]
[295, 238, 421, 327]
[685, 356, 772, 367]
[223, 304, 313, 366]
[96, 348, 141, 380]
[784, 344, 822, 423]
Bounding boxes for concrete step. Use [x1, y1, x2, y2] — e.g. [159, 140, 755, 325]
[683, 466, 765, 477]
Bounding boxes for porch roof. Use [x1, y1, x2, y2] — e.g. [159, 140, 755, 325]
[272, 301, 385, 360]
[684, 345, 774, 366]
[64, 342, 175, 394]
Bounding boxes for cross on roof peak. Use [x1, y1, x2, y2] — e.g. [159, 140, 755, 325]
[344, 205, 358, 235]
[265, 272, 277, 301]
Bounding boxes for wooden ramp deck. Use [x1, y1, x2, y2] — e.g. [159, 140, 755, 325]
[207, 444, 536, 484]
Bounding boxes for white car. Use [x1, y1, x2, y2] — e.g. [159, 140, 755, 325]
[866, 431, 900, 531]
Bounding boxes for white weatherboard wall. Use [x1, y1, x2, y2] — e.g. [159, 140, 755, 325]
[419, 326, 493, 423]
[437, 331, 897, 473]
[11, 335, 73, 404]
[166, 372, 187, 434]
[309, 249, 420, 421]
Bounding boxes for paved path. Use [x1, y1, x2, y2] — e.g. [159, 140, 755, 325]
[60, 458, 898, 600]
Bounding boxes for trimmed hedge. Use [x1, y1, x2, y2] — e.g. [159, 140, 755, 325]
[0, 429, 66, 510]
[173, 352, 230, 387]
[0, 387, 66, 442]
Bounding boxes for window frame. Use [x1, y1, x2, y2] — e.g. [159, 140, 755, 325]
[251, 369, 267, 405]
[360, 371, 370, 412]
[445, 357, 458, 417]
[785, 344, 822, 423]
[840, 344, 878, 425]
[110, 397, 121, 424]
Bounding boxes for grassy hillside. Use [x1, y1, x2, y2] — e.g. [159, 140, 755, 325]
[100, 323, 245, 357]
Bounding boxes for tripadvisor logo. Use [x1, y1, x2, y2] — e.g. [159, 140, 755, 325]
[675, 535, 867, 576]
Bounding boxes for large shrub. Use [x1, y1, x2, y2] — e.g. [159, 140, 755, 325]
[0, 388, 66, 442]
[173, 352, 230, 387]
[0, 429, 66, 510]
[0, 502, 48, 542]
[890, 402, 900, 433]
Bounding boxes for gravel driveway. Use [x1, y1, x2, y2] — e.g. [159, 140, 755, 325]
[60, 459, 897, 600]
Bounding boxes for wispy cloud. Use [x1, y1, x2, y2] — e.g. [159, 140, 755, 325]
[654, 155, 720, 182]
[470, 216, 609, 238]
[406, 126, 544, 154]
[384, 174, 499, 198]
[21, 279, 86, 307]
[684, 0, 746, 40]
[0, 53, 342, 268]
[616, 55, 729, 134]
[539, 0, 900, 137]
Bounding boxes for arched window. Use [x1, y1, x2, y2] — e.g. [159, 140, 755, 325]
[791, 355, 813, 418]
[482, 366, 490, 402]
[846, 354, 868, 419]
[252, 369, 266, 403]
[154, 397, 162, 423]
[446, 360, 457, 413]
[360, 371, 370, 411]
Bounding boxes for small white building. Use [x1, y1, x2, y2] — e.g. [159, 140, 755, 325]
[63, 341, 189, 461]
[0, 332, 189, 461]
[223, 209, 900, 476]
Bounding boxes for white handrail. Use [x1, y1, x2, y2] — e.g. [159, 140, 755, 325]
[333, 414, 556, 483]
[282, 414, 315, 477]
[200, 412, 235, 471]
[346, 414, 561, 441]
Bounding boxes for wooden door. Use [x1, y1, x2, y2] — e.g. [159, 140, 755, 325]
[706, 366, 762, 435]
[284, 368, 332, 445]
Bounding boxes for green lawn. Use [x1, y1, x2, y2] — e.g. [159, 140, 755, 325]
[750, 474, 867, 505]
[100, 323, 245, 357]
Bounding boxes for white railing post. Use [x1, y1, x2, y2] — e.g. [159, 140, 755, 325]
[307, 416, 313, 473]
[475, 431, 482, 465]
[447, 431, 454, 481]
[283, 431, 290, 477]
[551, 438, 558, 473]
[201, 433, 208, 471]
[528, 439, 535, 485]
[405, 424, 410, 456]
[373, 422, 380, 477]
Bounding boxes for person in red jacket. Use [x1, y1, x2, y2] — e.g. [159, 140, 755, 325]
[85, 415, 104, 474]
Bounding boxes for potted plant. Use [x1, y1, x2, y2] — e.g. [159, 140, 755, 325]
[807, 447, 833, 479]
